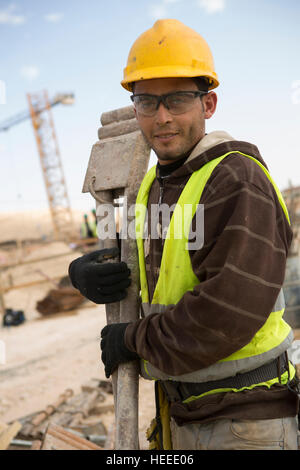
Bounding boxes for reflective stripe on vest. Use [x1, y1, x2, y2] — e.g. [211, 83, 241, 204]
[135, 151, 294, 384]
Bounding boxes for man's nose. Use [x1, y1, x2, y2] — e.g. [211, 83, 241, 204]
[155, 102, 173, 125]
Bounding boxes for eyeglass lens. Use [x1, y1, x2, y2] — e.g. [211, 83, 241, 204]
[132, 92, 203, 116]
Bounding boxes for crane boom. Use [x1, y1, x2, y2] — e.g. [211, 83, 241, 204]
[0, 93, 74, 132]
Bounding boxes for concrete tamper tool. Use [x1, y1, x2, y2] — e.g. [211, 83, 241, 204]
[82, 105, 151, 450]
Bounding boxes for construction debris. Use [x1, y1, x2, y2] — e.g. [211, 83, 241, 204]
[0, 421, 22, 450]
[36, 287, 85, 315]
[35, 274, 87, 316]
[7, 378, 114, 450]
[30, 388, 74, 427]
[2, 308, 26, 327]
[40, 423, 102, 450]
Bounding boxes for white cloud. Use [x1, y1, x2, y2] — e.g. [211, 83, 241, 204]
[149, 3, 168, 19]
[44, 13, 64, 23]
[149, 0, 183, 19]
[20, 66, 40, 81]
[0, 4, 26, 25]
[149, 0, 226, 21]
[197, 0, 225, 14]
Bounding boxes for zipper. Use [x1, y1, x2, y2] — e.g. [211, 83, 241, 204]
[157, 177, 166, 245]
[158, 177, 165, 207]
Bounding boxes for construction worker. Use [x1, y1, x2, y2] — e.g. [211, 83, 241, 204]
[69, 19, 300, 450]
[80, 213, 94, 239]
[91, 208, 98, 238]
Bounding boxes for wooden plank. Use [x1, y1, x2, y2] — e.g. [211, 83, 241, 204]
[41, 423, 102, 450]
[31, 440, 42, 450]
[31, 389, 74, 427]
[67, 390, 100, 427]
[0, 421, 22, 450]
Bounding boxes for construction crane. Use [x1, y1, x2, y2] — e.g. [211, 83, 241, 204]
[0, 91, 76, 241]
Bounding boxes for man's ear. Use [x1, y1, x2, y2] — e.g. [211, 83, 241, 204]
[203, 92, 217, 119]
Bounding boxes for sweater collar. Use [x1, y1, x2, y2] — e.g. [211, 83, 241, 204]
[155, 130, 268, 179]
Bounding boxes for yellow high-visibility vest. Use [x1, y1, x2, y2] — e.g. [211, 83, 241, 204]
[135, 151, 294, 398]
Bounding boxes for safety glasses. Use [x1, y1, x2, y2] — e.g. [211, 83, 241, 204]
[130, 91, 207, 117]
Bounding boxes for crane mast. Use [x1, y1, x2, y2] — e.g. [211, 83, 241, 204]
[1, 91, 76, 241]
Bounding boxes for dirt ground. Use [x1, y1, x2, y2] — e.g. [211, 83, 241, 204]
[1, 210, 299, 451]
[0, 210, 155, 450]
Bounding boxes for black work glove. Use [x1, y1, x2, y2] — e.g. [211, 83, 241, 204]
[68, 248, 131, 304]
[100, 323, 139, 378]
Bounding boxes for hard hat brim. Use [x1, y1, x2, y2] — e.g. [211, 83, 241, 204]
[121, 65, 219, 92]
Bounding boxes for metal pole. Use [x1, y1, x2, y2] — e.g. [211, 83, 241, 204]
[115, 133, 151, 450]
[94, 190, 120, 430]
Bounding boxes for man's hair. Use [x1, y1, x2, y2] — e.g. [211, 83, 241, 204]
[191, 77, 209, 92]
[131, 76, 210, 94]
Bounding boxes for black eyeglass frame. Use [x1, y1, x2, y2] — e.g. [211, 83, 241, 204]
[130, 91, 208, 115]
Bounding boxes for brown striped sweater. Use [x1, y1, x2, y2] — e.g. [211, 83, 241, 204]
[124, 131, 299, 423]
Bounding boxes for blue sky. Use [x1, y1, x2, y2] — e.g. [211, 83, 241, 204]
[0, 0, 299, 213]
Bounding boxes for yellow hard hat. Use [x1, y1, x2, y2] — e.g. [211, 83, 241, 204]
[121, 19, 219, 92]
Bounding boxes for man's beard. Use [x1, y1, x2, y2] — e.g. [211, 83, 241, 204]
[140, 128, 203, 162]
